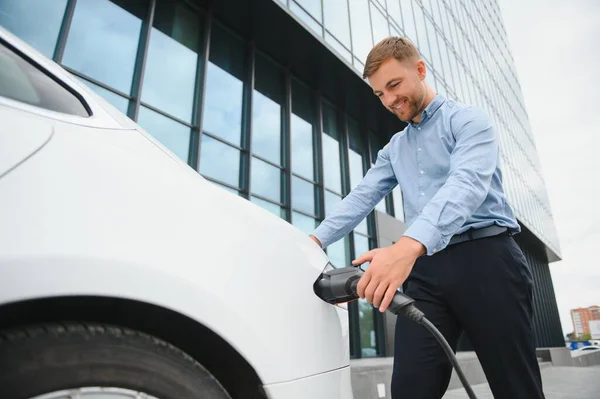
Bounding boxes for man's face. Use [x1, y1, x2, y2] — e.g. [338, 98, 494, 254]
[368, 57, 427, 122]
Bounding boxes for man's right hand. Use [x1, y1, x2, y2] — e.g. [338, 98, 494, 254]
[309, 235, 322, 248]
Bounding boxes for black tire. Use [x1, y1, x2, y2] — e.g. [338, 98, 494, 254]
[0, 323, 231, 399]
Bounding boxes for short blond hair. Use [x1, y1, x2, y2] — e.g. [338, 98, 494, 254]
[362, 37, 420, 79]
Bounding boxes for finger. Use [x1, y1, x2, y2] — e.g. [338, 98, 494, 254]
[356, 269, 371, 298]
[352, 249, 375, 266]
[379, 285, 399, 313]
[364, 278, 380, 303]
[372, 281, 390, 308]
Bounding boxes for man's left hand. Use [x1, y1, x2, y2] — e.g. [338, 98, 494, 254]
[353, 237, 426, 312]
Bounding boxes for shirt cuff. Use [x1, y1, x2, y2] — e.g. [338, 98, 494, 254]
[311, 223, 336, 249]
[402, 218, 443, 256]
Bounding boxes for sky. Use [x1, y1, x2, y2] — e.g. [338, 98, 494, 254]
[499, 0, 600, 336]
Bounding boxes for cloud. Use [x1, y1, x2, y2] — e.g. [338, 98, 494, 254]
[499, 0, 600, 336]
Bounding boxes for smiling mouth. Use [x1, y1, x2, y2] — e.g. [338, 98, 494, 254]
[392, 99, 407, 113]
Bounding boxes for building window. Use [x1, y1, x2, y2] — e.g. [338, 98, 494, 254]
[369, 133, 391, 214]
[370, 1, 390, 44]
[141, 0, 203, 123]
[0, 0, 68, 59]
[291, 78, 318, 233]
[321, 102, 350, 268]
[199, 134, 241, 188]
[202, 22, 245, 146]
[323, 0, 350, 50]
[250, 52, 285, 213]
[252, 53, 284, 166]
[322, 102, 343, 194]
[348, 0, 373, 63]
[347, 118, 369, 235]
[137, 106, 191, 162]
[63, 0, 148, 94]
[291, 79, 316, 181]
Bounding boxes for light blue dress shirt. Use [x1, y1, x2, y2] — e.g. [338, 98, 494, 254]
[312, 95, 520, 255]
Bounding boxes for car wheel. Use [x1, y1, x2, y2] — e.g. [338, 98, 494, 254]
[0, 323, 231, 399]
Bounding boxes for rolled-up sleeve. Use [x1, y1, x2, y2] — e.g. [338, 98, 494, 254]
[403, 106, 498, 255]
[312, 143, 398, 248]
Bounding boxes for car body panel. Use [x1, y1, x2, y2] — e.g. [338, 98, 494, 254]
[0, 25, 351, 392]
[0, 106, 52, 177]
[264, 366, 353, 399]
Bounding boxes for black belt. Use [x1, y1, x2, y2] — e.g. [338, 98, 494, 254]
[448, 225, 509, 246]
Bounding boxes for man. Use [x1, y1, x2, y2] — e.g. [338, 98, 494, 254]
[309, 37, 545, 399]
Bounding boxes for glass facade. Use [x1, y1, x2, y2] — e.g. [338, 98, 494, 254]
[1, 0, 560, 356]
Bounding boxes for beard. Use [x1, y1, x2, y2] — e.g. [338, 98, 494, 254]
[391, 97, 420, 122]
[390, 87, 426, 122]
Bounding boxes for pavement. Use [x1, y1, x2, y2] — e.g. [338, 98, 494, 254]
[443, 365, 600, 399]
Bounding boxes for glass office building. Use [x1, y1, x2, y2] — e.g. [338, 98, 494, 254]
[0, 0, 564, 356]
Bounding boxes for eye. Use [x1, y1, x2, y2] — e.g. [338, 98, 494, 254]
[390, 81, 400, 88]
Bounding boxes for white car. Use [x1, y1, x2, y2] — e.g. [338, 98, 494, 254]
[0, 26, 352, 399]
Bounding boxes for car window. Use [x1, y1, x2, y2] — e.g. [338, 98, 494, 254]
[0, 41, 89, 117]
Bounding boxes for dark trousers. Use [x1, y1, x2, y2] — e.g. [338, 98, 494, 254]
[391, 233, 545, 399]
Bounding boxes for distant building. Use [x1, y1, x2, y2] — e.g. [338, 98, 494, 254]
[571, 306, 600, 337]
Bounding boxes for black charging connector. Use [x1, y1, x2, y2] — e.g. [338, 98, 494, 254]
[314, 265, 478, 399]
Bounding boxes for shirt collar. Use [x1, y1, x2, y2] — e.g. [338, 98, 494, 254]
[409, 95, 446, 127]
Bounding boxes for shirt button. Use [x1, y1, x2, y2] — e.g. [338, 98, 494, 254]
[418, 148, 422, 152]
[420, 192, 425, 196]
[417, 127, 422, 131]
[420, 170, 424, 175]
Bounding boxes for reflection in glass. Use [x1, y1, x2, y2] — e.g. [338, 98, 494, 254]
[327, 237, 349, 268]
[77, 78, 129, 114]
[0, 0, 67, 59]
[203, 63, 243, 145]
[291, 80, 314, 180]
[142, 0, 201, 123]
[253, 91, 282, 164]
[354, 233, 377, 357]
[359, 298, 377, 357]
[426, 21, 442, 72]
[289, 1, 322, 34]
[292, 212, 317, 236]
[203, 24, 245, 145]
[354, 233, 370, 267]
[400, 0, 418, 46]
[253, 54, 284, 165]
[325, 33, 352, 65]
[325, 190, 341, 217]
[323, 0, 350, 48]
[294, 0, 322, 23]
[322, 103, 342, 193]
[412, 2, 432, 62]
[199, 135, 240, 187]
[292, 176, 316, 215]
[370, 2, 389, 44]
[137, 106, 190, 162]
[348, 149, 368, 235]
[387, 0, 402, 27]
[63, 0, 147, 94]
[251, 157, 281, 203]
[212, 182, 239, 196]
[251, 196, 284, 218]
[348, 151, 364, 191]
[392, 185, 404, 221]
[349, 0, 373, 63]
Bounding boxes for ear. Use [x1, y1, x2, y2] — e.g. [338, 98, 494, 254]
[416, 59, 427, 81]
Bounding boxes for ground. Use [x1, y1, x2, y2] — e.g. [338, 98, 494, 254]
[443, 365, 600, 398]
